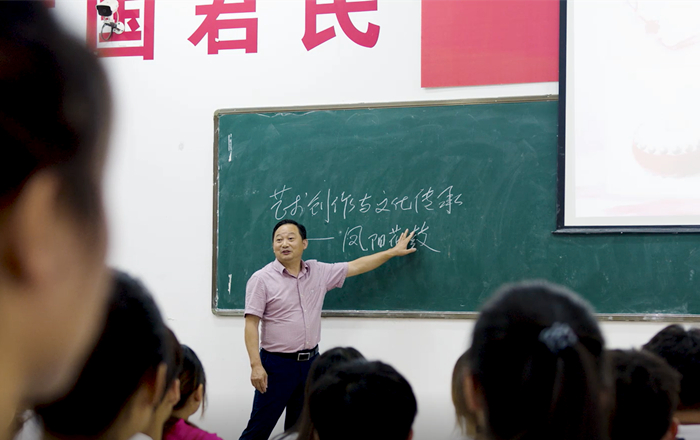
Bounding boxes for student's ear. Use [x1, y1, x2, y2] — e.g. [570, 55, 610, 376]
[1, 171, 61, 285]
[406, 429, 413, 440]
[168, 378, 181, 405]
[463, 373, 482, 412]
[146, 363, 168, 407]
[194, 383, 204, 403]
[662, 417, 679, 440]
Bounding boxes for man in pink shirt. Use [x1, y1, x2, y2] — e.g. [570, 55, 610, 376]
[239, 219, 416, 440]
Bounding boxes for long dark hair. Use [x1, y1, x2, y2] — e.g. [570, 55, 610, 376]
[0, 2, 111, 224]
[469, 280, 609, 440]
[164, 345, 207, 434]
[35, 271, 176, 438]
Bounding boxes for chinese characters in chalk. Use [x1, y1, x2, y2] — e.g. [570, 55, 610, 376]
[268, 185, 464, 255]
[270, 185, 463, 222]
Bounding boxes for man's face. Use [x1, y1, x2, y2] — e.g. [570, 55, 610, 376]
[273, 224, 308, 265]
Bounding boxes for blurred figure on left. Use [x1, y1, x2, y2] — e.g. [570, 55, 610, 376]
[0, 1, 112, 438]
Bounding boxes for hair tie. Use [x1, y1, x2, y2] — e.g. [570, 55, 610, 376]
[539, 322, 578, 354]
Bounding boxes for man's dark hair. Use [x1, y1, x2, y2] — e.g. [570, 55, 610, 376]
[609, 349, 680, 440]
[643, 324, 700, 410]
[272, 219, 307, 241]
[36, 271, 175, 437]
[0, 2, 111, 224]
[309, 360, 417, 440]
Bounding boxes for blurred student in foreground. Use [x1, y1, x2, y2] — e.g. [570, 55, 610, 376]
[464, 281, 610, 440]
[608, 349, 680, 440]
[0, 2, 112, 438]
[644, 325, 700, 440]
[29, 272, 180, 440]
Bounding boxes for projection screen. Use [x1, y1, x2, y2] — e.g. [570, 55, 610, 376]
[560, 0, 700, 230]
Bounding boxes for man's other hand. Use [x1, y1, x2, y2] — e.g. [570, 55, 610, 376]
[251, 364, 268, 393]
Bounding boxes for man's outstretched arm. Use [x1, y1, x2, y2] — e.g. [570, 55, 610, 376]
[347, 229, 416, 278]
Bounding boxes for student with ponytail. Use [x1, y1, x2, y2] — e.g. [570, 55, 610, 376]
[163, 346, 223, 440]
[464, 280, 610, 440]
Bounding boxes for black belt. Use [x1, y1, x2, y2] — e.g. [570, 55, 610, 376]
[263, 345, 319, 361]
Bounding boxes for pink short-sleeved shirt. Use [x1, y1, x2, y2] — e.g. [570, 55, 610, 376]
[244, 259, 348, 353]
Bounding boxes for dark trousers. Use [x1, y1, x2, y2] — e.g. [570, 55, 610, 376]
[239, 349, 317, 440]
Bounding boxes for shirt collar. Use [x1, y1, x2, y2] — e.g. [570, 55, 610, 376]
[272, 259, 309, 276]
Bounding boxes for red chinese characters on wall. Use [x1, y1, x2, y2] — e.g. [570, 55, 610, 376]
[189, 0, 258, 54]
[84, 0, 381, 60]
[87, 0, 155, 60]
[302, 0, 380, 51]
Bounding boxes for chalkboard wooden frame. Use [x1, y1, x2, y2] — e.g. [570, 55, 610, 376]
[555, 0, 700, 234]
[212, 97, 700, 322]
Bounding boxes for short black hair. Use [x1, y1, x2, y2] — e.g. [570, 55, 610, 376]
[294, 347, 366, 440]
[309, 360, 417, 440]
[36, 271, 173, 437]
[609, 349, 681, 440]
[272, 219, 307, 241]
[643, 324, 700, 410]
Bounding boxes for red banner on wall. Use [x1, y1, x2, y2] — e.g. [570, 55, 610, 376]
[421, 0, 559, 88]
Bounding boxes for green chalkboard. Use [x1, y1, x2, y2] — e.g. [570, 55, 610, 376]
[213, 100, 700, 318]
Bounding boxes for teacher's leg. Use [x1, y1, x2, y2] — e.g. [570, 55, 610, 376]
[239, 351, 299, 440]
[283, 353, 317, 431]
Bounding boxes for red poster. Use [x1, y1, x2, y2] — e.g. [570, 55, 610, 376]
[421, 0, 559, 88]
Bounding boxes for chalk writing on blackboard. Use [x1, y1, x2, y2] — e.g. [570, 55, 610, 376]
[343, 221, 440, 253]
[269, 185, 464, 222]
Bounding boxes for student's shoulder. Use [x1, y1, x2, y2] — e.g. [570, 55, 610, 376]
[183, 421, 223, 440]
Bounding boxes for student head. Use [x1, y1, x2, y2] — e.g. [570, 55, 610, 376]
[293, 347, 366, 440]
[35, 271, 177, 440]
[272, 219, 308, 264]
[140, 328, 184, 440]
[452, 349, 481, 439]
[608, 349, 680, 440]
[643, 324, 700, 412]
[467, 280, 608, 440]
[309, 360, 417, 440]
[0, 2, 111, 403]
[171, 345, 208, 420]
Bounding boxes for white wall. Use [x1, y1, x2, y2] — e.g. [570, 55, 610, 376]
[50, 1, 679, 439]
